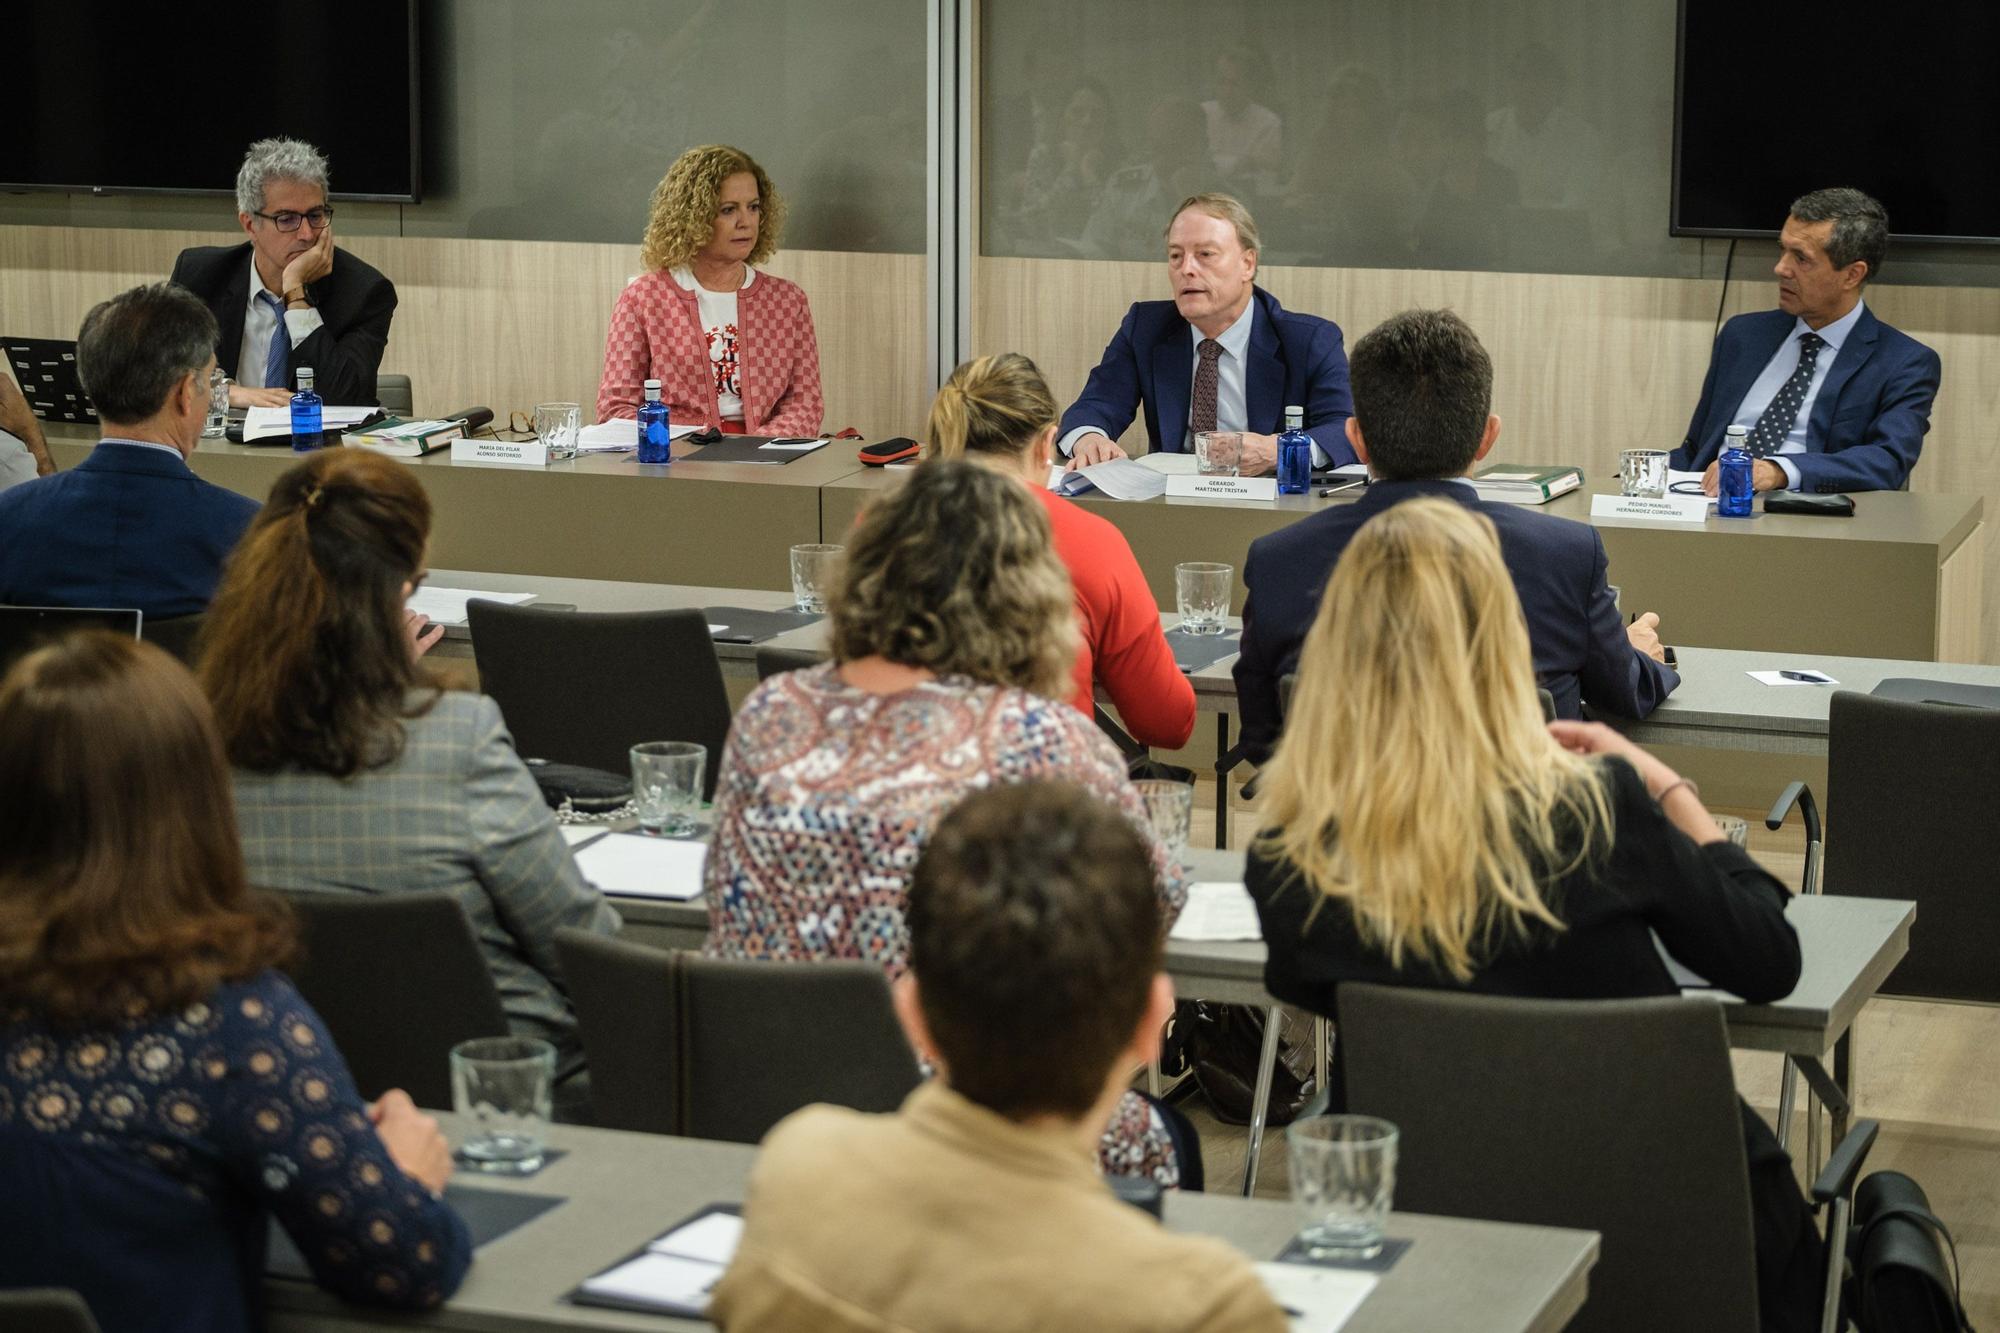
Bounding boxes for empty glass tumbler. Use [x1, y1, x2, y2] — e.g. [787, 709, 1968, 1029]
[1287, 1113, 1399, 1260]
[1175, 562, 1233, 636]
[1619, 449, 1670, 499]
[450, 1036, 556, 1175]
[789, 543, 843, 613]
[631, 741, 705, 837]
[534, 401, 580, 461]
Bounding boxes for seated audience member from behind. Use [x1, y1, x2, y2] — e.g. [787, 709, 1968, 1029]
[196, 449, 620, 1090]
[0, 632, 469, 1333]
[1059, 192, 1352, 477]
[1246, 498, 1820, 1332]
[170, 137, 397, 408]
[926, 352, 1196, 749]
[1672, 187, 1939, 494]
[711, 781, 1288, 1333]
[1233, 308, 1675, 762]
[0, 283, 258, 619]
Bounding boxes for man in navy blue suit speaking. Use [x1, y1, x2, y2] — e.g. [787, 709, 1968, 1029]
[1233, 309, 1676, 764]
[1672, 187, 1939, 494]
[1058, 193, 1351, 477]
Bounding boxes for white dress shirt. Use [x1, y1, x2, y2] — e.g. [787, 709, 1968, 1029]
[1059, 297, 1255, 458]
[98, 437, 186, 460]
[1727, 299, 1867, 491]
[236, 256, 325, 389]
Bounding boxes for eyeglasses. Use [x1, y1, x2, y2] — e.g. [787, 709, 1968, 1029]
[251, 206, 335, 232]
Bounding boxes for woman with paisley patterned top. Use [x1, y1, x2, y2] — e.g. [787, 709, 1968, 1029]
[0, 633, 470, 1333]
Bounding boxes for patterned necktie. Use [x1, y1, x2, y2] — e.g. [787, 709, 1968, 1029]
[1190, 338, 1223, 435]
[261, 291, 291, 391]
[1745, 331, 1825, 458]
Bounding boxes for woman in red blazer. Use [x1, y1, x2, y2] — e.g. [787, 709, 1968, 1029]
[924, 354, 1195, 750]
[597, 145, 823, 435]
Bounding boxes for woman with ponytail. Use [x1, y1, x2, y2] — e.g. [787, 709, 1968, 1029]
[197, 450, 618, 1086]
[926, 354, 1194, 749]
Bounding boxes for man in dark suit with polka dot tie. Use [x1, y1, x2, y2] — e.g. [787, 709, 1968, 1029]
[1671, 188, 1940, 494]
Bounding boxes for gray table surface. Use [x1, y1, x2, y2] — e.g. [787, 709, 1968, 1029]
[266, 1114, 1596, 1333]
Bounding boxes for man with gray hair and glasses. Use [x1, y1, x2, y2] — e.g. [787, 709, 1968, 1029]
[0, 284, 259, 618]
[170, 137, 398, 408]
[1672, 187, 1939, 493]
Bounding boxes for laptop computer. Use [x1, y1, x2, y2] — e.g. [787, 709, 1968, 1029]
[0, 606, 142, 676]
[3, 336, 98, 425]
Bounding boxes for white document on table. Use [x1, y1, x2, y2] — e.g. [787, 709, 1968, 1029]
[578, 1252, 725, 1312]
[242, 404, 380, 441]
[575, 833, 708, 900]
[405, 586, 537, 627]
[649, 1211, 743, 1265]
[578, 419, 702, 452]
[1747, 670, 1840, 687]
[1137, 451, 1202, 476]
[1168, 881, 1262, 942]
[1050, 457, 1169, 501]
[1256, 1263, 1379, 1332]
[558, 826, 610, 848]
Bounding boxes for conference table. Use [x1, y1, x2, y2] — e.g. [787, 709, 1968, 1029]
[265, 1116, 1599, 1333]
[39, 424, 1988, 662]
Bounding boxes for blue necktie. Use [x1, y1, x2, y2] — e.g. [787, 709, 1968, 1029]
[261, 291, 291, 391]
[1745, 332, 1825, 459]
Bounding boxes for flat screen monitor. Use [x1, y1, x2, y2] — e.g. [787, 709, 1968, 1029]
[1, 2, 419, 202]
[1673, 0, 2000, 243]
[0, 607, 143, 677]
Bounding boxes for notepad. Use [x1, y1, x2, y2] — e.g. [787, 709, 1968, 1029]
[1169, 882, 1262, 942]
[577, 418, 703, 453]
[405, 586, 537, 627]
[1255, 1262, 1379, 1331]
[574, 833, 707, 899]
[573, 1205, 743, 1317]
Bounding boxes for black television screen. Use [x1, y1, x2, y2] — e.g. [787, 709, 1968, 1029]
[3, 2, 419, 202]
[1674, 0, 2000, 244]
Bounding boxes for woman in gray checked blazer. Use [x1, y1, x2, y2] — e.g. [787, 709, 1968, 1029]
[196, 449, 620, 1084]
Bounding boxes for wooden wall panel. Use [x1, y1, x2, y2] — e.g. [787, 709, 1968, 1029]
[977, 256, 2000, 663]
[0, 226, 932, 439]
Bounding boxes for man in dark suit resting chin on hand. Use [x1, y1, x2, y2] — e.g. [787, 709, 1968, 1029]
[169, 137, 397, 410]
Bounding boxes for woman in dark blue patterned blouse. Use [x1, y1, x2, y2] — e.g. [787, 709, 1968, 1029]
[0, 633, 472, 1332]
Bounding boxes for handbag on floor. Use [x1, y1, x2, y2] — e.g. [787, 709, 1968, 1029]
[1181, 1001, 1315, 1127]
[1847, 1171, 1974, 1332]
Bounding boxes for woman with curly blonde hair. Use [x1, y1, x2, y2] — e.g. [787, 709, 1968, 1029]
[703, 461, 1198, 1187]
[596, 145, 822, 434]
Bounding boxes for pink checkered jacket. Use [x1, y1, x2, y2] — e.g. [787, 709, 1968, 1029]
[595, 268, 824, 433]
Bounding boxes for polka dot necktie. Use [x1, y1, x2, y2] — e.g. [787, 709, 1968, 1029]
[1745, 331, 1825, 458]
[1190, 338, 1223, 435]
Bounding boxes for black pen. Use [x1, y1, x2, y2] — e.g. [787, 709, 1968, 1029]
[1779, 670, 1832, 684]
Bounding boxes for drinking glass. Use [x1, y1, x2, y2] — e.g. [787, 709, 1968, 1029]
[1175, 561, 1233, 636]
[631, 741, 705, 837]
[789, 543, 843, 613]
[450, 1036, 555, 1175]
[1194, 430, 1243, 477]
[1619, 449, 1670, 499]
[1714, 814, 1749, 848]
[204, 367, 231, 438]
[534, 401, 581, 461]
[1287, 1114, 1399, 1260]
[1133, 779, 1193, 866]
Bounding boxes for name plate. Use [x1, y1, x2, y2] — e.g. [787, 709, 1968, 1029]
[450, 437, 548, 468]
[1165, 474, 1279, 502]
[1590, 493, 1709, 524]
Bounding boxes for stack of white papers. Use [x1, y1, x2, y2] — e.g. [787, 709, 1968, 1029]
[574, 833, 708, 900]
[1168, 882, 1263, 942]
[578, 1210, 743, 1315]
[578, 419, 704, 453]
[1048, 457, 1170, 501]
[1137, 452, 1202, 476]
[1255, 1263, 1379, 1332]
[405, 586, 536, 627]
[242, 404, 381, 441]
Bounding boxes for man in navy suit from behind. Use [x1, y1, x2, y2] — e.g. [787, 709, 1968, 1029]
[1234, 309, 1677, 764]
[1059, 192, 1352, 477]
[1672, 187, 1938, 494]
[0, 283, 259, 621]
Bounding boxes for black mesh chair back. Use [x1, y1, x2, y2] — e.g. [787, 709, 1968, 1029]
[143, 612, 205, 667]
[755, 645, 828, 680]
[1824, 690, 2000, 1000]
[278, 891, 510, 1107]
[679, 955, 923, 1144]
[467, 601, 732, 799]
[555, 928, 680, 1135]
[0, 1290, 102, 1333]
[1339, 984, 1759, 1333]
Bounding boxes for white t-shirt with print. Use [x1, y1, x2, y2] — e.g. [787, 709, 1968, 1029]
[671, 265, 756, 421]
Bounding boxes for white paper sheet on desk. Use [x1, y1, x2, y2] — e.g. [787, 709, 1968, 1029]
[1050, 457, 1169, 501]
[1256, 1263, 1379, 1332]
[579, 1251, 723, 1311]
[576, 419, 702, 452]
[405, 586, 536, 627]
[242, 405, 380, 440]
[575, 833, 708, 899]
[1169, 881, 1262, 941]
[649, 1211, 743, 1265]
[760, 437, 825, 452]
[558, 826, 610, 848]
[1747, 669, 1839, 687]
[1137, 452, 1202, 476]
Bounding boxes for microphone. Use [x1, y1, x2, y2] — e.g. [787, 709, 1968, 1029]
[443, 406, 494, 434]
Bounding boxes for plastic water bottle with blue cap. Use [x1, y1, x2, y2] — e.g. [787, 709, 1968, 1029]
[289, 367, 322, 452]
[1276, 405, 1312, 495]
[1717, 424, 1753, 518]
[637, 379, 672, 465]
